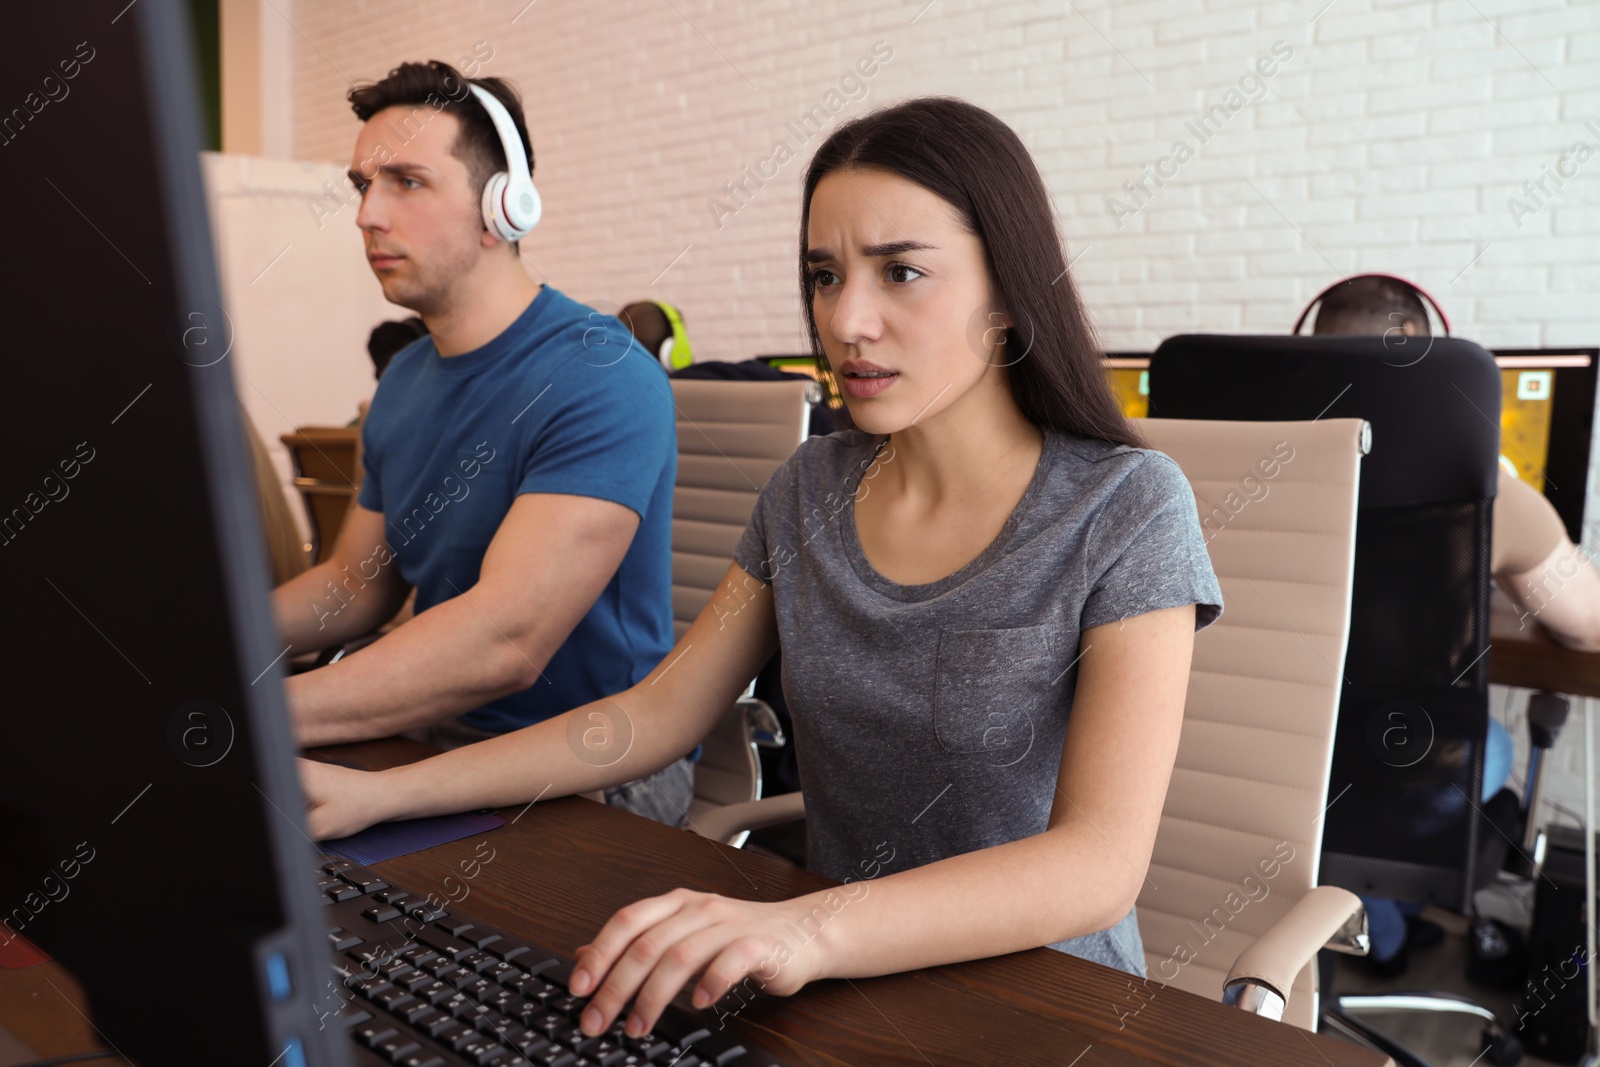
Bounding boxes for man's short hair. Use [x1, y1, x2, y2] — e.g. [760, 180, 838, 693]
[347, 60, 533, 228]
[1311, 275, 1430, 337]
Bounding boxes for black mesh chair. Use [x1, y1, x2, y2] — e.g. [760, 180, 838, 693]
[1148, 334, 1528, 1067]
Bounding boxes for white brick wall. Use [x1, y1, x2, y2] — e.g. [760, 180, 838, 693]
[278, 0, 1600, 840]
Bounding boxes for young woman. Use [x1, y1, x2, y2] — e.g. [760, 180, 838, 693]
[301, 95, 1223, 1040]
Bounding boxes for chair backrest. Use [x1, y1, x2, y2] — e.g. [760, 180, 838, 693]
[1148, 335, 1502, 913]
[667, 379, 813, 638]
[669, 379, 812, 813]
[280, 426, 361, 564]
[1133, 416, 1366, 1032]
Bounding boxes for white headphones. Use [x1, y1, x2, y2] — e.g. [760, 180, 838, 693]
[467, 84, 542, 242]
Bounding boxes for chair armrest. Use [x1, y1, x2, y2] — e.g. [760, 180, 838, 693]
[1224, 885, 1367, 1021]
[692, 792, 806, 845]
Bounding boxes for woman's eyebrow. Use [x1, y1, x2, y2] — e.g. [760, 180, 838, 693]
[804, 239, 939, 263]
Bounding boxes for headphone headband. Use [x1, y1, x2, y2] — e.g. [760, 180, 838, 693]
[1292, 273, 1451, 337]
[467, 83, 541, 242]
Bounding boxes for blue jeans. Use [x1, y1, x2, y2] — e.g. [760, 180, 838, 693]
[1362, 717, 1513, 961]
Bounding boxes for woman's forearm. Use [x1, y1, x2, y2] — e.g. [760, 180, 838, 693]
[810, 826, 1137, 980]
[375, 686, 710, 821]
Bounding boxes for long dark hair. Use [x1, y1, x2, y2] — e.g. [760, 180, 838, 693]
[798, 96, 1144, 450]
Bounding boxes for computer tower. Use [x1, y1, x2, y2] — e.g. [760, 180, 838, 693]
[1519, 825, 1596, 1063]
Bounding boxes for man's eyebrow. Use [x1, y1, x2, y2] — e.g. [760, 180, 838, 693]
[804, 239, 938, 263]
[347, 162, 432, 183]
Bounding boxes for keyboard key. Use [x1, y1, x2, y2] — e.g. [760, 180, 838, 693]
[489, 940, 534, 963]
[434, 964, 472, 986]
[418, 928, 475, 960]
[351, 976, 394, 998]
[327, 883, 363, 902]
[329, 928, 364, 951]
[332, 1001, 373, 1028]
[620, 1035, 670, 1060]
[459, 976, 497, 1001]
[397, 1054, 446, 1067]
[432, 1021, 473, 1048]
[465, 927, 502, 948]
[399, 970, 436, 993]
[481, 960, 520, 985]
[549, 994, 587, 1019]
[375, 888, 411, 905]
[526, 1047, 578, 1067]
[458, 949, 496, 973]
[354, 1021, 399, 1047]
[372, 988, 417, 1011]
[457, 1035, 508, 1064]
[398, 998, 435, 1023]
[414, 1009, 455, 1036]
[374, 1034, 420, 1059]
[511, 976, 558, 1002]
[417, 980, 456, 1006]
[322, 858, 354, 874]
[364, 904, 404, 923]
[441, 919, 478, 937]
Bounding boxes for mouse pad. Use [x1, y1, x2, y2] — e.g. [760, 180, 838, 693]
[322, 811, 505, 866]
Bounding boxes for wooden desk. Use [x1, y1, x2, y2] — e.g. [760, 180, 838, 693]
[1489, 586, 1600, 698]
[0, 739, 1391, 1067]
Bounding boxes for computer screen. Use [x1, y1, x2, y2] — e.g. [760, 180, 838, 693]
[1491, 348, 1596, 544]
[1111, 347, 1597, 543]
[0, 2, 349, 1063]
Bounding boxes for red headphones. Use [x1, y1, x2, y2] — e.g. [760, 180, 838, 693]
[1292, 273, 1451, 337]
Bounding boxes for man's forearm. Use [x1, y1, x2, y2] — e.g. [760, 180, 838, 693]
[274, 560, 402, 653]
[288, 587, 549, 746]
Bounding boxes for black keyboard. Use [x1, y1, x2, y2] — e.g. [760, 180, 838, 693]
[312, 855, 792, 1067]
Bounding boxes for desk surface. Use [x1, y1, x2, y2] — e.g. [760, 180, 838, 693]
[0, 738, 1391, 1067]
[1490, 586, 1600, 698]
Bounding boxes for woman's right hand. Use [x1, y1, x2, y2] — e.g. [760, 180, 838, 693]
[297, 757, 397, 840]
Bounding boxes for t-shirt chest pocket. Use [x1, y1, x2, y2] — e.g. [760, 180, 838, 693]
[932, 625, 1060, 765]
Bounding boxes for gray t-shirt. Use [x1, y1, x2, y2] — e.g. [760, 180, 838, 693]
[731, 428, 1223, 977]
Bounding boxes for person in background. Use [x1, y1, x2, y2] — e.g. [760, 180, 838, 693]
[351, 317, 429, 428]
[1308, 274, 1599, 975]
[366, 315, 428, 381]
[615, 302, 677, 369]
[271, 60, 691, 827]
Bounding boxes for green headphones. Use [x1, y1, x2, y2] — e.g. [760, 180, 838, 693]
[653, 301, 693, 370]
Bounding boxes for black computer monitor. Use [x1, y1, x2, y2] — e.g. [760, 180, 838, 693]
[1489, 347, 1596, 545]
[0, 2, 348, 1064]
[1109, 347, 1598, 544]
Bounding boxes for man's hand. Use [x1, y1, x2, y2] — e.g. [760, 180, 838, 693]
[568, 887, 833, 1039]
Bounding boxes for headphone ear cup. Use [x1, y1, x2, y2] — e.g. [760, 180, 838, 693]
[480, 171, 512, 241]
[505, 177, 541, 234]
[658, 335, 675, 370]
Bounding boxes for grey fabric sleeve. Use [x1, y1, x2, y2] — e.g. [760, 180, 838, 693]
[1080, 452, 1224, 633]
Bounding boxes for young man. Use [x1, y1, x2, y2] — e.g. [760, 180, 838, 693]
[272, 61, 692, 826]
[1307, 274, 1600, 975]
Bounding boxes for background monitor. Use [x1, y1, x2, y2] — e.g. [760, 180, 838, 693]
[1108, 347, 1598, 544]
[0, 1, 349, 1063]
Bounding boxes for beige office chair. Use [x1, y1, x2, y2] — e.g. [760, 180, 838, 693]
[695, 416, 1374, 1034]
[658, 378, 816, 842]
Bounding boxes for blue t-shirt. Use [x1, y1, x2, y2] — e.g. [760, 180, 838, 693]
[357, 285, 676, 734]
